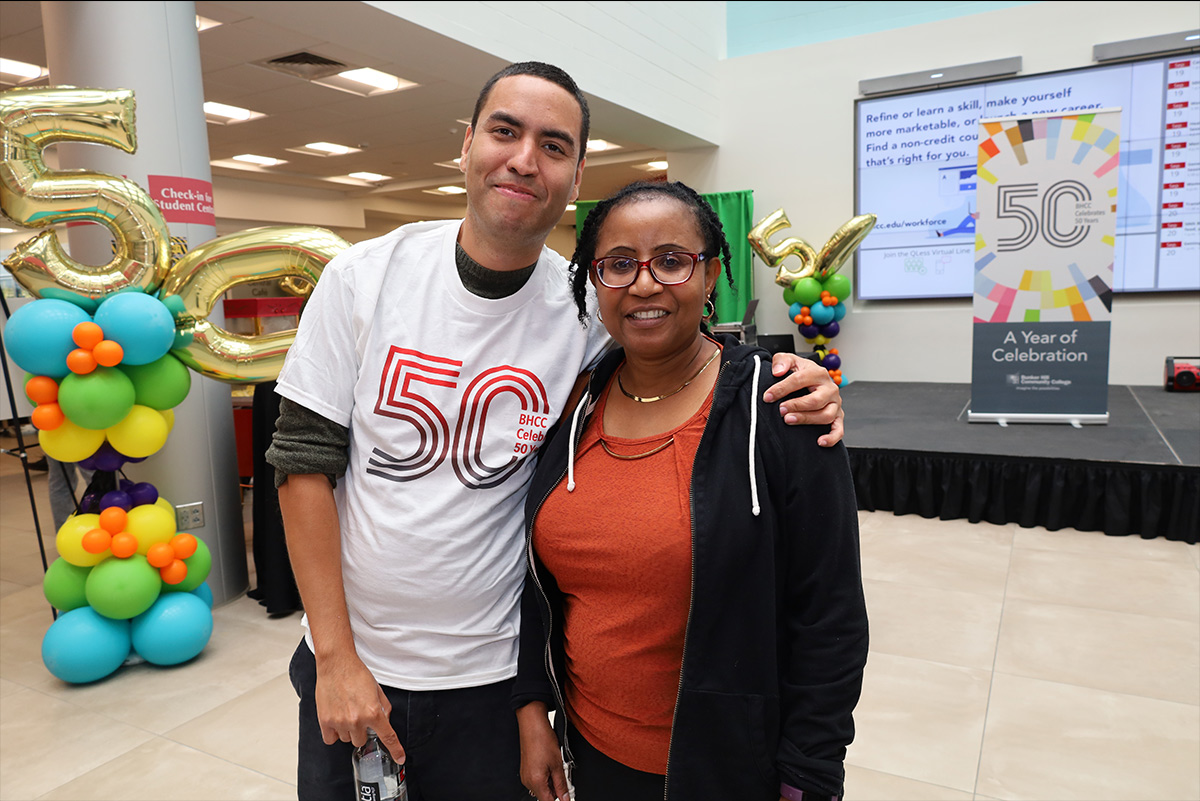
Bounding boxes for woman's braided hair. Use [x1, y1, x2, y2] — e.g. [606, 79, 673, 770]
[569, 181, 735, 325]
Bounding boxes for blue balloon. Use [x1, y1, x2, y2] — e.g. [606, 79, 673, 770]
[191, 582, 214, 607]
[809, 303, 836, 326]
[4, 299, 91, 379]
[93, 292, 175, 366]
[787, 301, 804, 320]
[832, 301, 847, 322]
[41, 607, 131, 683]
[131, 593, 213, 665]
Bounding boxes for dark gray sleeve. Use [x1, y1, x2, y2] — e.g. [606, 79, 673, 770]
[265, 396, 351, 489]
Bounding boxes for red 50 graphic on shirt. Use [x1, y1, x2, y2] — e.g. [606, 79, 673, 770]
[368, 347, 550, 489]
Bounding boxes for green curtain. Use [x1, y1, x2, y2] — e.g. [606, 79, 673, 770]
[574, 189, 754, 324]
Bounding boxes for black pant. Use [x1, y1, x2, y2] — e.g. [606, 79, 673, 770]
[289, 640, 526, 801]
[567, 720, 666, 801]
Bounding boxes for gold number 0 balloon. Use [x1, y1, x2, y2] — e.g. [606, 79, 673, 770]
[160, 226, 349, 383]
[0, 86, 170, 308]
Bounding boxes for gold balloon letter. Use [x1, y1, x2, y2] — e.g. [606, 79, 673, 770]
[0, 86, 171, 307]
[160, 226, 349, 383]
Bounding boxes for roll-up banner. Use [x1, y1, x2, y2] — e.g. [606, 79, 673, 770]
[969, 109, 1121, 425]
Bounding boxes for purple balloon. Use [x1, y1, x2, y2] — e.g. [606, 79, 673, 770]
[89, 443, 128, 472]
[79, 491, 100, 514]
[128, 482, 159, 507]
[822, 353, 842, 371]
[818, 321, 840, 338]
[100, 490, 133, 511]
[797, 324, 820, 339]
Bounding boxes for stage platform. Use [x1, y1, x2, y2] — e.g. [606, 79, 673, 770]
[841, 382, 1199, 543]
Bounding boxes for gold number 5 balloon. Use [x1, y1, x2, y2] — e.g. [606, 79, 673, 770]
[749, 208, 877, 287]
[0, 86, 170, 308]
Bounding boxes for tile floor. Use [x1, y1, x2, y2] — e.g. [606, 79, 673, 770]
[1, 431, 1197, 801]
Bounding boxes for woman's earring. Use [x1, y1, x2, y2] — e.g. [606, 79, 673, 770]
[703, 298, 715, 318]
[597, 307, 604, 322]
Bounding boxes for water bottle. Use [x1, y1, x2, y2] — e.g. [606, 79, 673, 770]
[352, 728, 408, 801]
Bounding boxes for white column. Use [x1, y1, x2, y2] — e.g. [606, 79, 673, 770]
[42, 0, 247, 605]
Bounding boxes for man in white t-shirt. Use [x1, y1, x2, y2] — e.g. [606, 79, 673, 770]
[268, 62, 845, 801]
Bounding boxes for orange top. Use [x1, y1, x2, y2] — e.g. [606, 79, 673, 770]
[532, 376, 712, 774]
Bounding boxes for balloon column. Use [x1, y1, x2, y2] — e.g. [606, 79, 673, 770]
[1, 85, 350, 682]
[748, 209, 876, 386]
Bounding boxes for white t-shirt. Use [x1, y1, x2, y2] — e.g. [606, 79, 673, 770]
[276, 219, 610, 690]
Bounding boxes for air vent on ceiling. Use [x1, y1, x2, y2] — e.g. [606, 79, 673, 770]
[253, 51, 348, 81]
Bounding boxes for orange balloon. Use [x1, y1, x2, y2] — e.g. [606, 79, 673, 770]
[24, 376, 58, 405]
[170, 533, 197, 559]
[72, 321, 104, 350]
[32, 403, 65, 431]
[110, 532, 138, 558]
[160, 559, 188, 585]
[146, 542, 174, 568]
[66, 348, 98, 375]
[93, 340, 124, 367]
[99, 506, 128, 535]
[82, 528, 112, 554]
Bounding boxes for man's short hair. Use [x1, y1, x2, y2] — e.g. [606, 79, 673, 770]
[471, 62, 590, 162]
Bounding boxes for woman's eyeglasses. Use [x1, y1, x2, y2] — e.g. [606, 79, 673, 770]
[591, 252, 705, 289]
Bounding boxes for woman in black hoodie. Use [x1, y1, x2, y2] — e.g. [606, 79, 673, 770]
[514, 181, 868, 801]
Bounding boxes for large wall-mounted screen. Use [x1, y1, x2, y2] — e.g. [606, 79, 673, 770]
[854, 55, 1199, 300]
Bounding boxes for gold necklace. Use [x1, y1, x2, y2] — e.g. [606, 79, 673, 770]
[599, 437, 674, 460]
[617, 346, 719, 403]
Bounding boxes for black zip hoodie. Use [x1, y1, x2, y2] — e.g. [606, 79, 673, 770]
[513, 335, 868, 799]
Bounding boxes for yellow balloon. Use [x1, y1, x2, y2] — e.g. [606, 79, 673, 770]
[125, 503, 176, 555]
[0, 86, 170, 308]
[56, 513, 106, 567]
[161, 408, 175, 432]
[159, 226, 349, 383]
[105, 404, 169, 458]
[155, 496, 174, 514]
[39, 418, 105, 462]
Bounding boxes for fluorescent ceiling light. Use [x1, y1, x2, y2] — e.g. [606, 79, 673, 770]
[313, 67, 418, 97]
[203, 101, 265, 124]
[196, 15, 221, 32]
[348, 171, 390, 182]
[286, 142, 362, 157]
[586, 139, 621, 153]
[434, 158, 462, 170]
[634, 160, 669, 172]
[422, 185, 467, 196]
[565, 204, 577, 212]
[0, 227, 18, 234]
[929, 73, 945, 79]
[231, 153, 286, 167]
[1187, 34, 1200, 41]
[0, 58, 47, 84]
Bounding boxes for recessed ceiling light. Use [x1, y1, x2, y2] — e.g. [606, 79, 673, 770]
[565, 204, 577, 212]
[313, 67, 418, 97]
[929, 73, 945, 79]
[434, 158, 462, 170]
[231, 154, 286, 167]
[0, 58, 47, 84]
[0, 227, 18, 234]
[586, 139, 621, 153]
[286, 142, 362, 157]
[196, 15, 221, 32]
[203, 101, 265, 125]
[634, 160, 669, 172]
[422, 185, 468, 196]
[348, 172, 390, 182]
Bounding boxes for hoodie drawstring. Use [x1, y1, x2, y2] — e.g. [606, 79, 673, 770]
[566, 390, 589, 492]
[749, 355, 762, 516]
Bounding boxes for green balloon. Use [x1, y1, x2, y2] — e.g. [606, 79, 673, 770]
[119, 354, 192, 410]
[161, 537, 212, 594]
[85, 554, 162, 620]
[43, 558, 92, 612]
[57, 367, 136, 430]
[823, 273, 852, 301]
[781, 284, 798, 306]
[793, 277, 824, 307]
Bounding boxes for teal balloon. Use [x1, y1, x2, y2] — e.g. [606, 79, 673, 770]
[162, 538, 212, 593]
[119, 354, 191, 410]
[809, 303, 836, 326]
[57, 367, 136, 430]
[159, 294, 194, 349]
[131, 593, 213, 666]
[41, 607, 131, 683]
[94, 292, 175, 366]
[43, 558, 92, 612]
[823, 273, 852, 301]
[191, 582, 214, 607]
[833, 301, 847, 322]
[4, 299, 91, 379]
[85, 554, 162, 619]
[781, 283, 798, 306]
[792, 277, 823, 307]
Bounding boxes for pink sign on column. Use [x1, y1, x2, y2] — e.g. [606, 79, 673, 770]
[147, 175, 216, 226]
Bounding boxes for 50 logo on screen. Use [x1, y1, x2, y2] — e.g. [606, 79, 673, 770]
[995, 180, 1094, 252]
[0, 86, 349, 384]
[369, 348, 550, 490]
